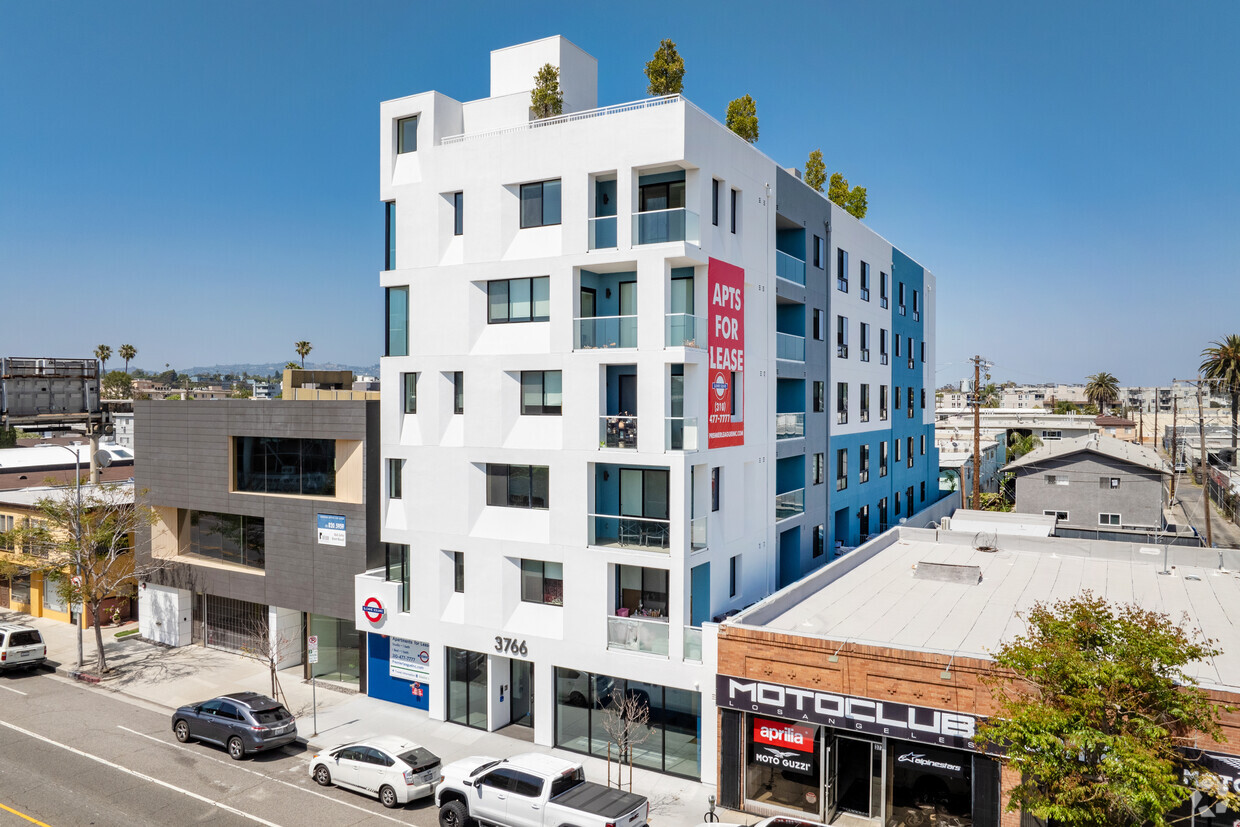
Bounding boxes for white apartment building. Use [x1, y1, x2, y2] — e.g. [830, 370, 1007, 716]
[355, 36, 940, 783]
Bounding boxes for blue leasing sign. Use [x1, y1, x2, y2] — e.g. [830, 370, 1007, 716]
[317, 513, 346, 546]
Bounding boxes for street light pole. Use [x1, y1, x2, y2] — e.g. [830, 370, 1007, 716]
[54, 444, 85, 669]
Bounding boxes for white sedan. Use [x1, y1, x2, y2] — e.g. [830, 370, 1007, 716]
[309, 735, 441, 808]
[698, 818, 828, 827]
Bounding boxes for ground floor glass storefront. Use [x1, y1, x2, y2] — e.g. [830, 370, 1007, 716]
[553, 667, 701, 779]
[307, 614, 360, 686]
[446, 647, 488, 729]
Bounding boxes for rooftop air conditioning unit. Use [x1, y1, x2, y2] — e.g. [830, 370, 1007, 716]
[940, 517, 951, 530]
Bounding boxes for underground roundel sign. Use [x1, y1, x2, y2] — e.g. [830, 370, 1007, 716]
[711, 370, 730, 401]
[362, 597, 385, 624]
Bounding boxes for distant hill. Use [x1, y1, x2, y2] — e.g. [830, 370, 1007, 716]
[134, 362, 380, 378]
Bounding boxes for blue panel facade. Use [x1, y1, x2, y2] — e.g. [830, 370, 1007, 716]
[366, 633, 429, 711]
[890, 248, 938, 526]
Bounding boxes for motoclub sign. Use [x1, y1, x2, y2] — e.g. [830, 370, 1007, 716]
[719, 675, 981, 752]
[708, 257, 744, 448]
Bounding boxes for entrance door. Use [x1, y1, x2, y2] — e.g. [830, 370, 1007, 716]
[832, 736, 882, 820]
[510, 659, 533, 728]
[826, 735, 839, 822]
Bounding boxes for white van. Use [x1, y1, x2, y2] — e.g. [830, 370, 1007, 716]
[0, 623, 46, 672]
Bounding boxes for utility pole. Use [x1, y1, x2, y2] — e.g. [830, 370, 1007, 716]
[1154, 390, 1160, 454]
[1170, 397, 1179, 500]
[969, 355, 991, 510]
[1198, 378, 1213, 549]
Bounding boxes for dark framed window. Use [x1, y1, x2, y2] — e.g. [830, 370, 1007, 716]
[860, 261, 870, 301]
[860, 444, 870, 483]
[837, 382, 848, 425]
[384, 201, 396, 270]
[813, 308, 824, 341]
[860, 383, 870, 422]
[453, 191, 464, 236]
[907, 437, 915, 467]
[913, 289, 920, 321]
[730, 188, 738, 234]
[908, 390, 915, 418]
[880, 385, 889, 421]
[836, 315, 848, 358]
[895, 386, 902, 411]
[1099, 513, 1121, 526]
[921, 389, 926, 410]
[895, 334, 902, 358]
[729, 555, 739, 597]
[453, 371, 464, 414]
[396, 115, 418, 153]
[387, 458, 403, 500]
[921, 341, 926, 363]
[486, 464, 550, 509]
[813, 453, 824, 485]
[880, 271, 889, 308]
[899, 282, 907, 315]
[711, 467, 721, 512]
[386, 286, 408, 357]
[836, 448, 848, 491]
[880, 328, 889, 365]
[712, 179, 720, 226]
[908, 337, 916, 370]
[520, 370, 563, 415]
[488, 277, 550, 323]
[813, 381, 825, 413]
[836, 248, 848, 292]
[813, 235, 824, 269]
[183, 511, 265, 569]
[520, 560, 563, 605]
[520, 180, 561, 228]
[385, 543, 410, 611]
[813, 525, 825, 557]
[920, 481, 926, 502]
[403, 372, 418, 414]
[453, 551, 465, 593]
[233, 436, 336, 496]
[880, 441, 889, 476]
[895, 439, 902, 462]
[860, 322, 870, 362]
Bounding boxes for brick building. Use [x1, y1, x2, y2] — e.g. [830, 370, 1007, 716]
[714, 526, 1240, 826]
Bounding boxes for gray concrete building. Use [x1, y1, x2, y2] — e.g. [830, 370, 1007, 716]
[134, 399, 381, 689]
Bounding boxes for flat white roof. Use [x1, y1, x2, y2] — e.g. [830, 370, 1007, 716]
[0, 481, 134, 508]
[0, 442, 133, 471]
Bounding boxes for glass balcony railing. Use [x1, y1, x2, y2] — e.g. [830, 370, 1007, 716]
[776, 332, 806, 361]
[666, 417, 699, 451]
[775, 488, 805, 521]
[776, 250, 806, 285]
[684, 626, 703, 663]
[574, 316, 637, 349]
[633, 208, 699, 245]
[589, 514, 671, 552]
[588, 215, 618, 250]
[600, 415, 638, 449]
[776, 412, 805, 440]
[665, 313, 706, 348]
[607, 615, 669, 657]
[691, 515, 707, 550]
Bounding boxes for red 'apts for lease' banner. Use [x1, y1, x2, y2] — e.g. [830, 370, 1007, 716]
[708, 257, 744, 448]
[752, 717, 816, 752]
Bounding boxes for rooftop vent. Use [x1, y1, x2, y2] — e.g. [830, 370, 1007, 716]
[914, 562, 983, 585]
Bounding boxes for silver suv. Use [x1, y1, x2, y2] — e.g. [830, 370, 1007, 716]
[0, 624, 46, 672]
[172, 691, 297, 759]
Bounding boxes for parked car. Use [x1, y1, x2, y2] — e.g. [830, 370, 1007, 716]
[1175, 460, 1188, 473]
[698, 819, 828, 827]
[171, 691, 297, 759]
[0, 624, 46, 672]
[436, 752, 647, 827]
[309, 735, 441, 808]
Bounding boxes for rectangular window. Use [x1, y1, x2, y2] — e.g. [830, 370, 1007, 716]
[895, 439, 902, 462]
[860, 261, 871, 301]
[898, 282, 907, 315]
[813, 235, 824, 269]
[386, 286, 408, 357]
[711, 467, 721, 512]
[520, 560, 563, 605]
[520, 370, 563, 415]
[712, 179, 720, 226]
[453, 371, 464, 414]
[880, 271, 889, 308]
[921, 389, 926, 410]
[920, 481, 926, 502]
[486, 463, 550, 509]
[183, 511, 265, 569]
[880, 328, 889, 365]
[860, 444, 870, 483]
[836, 248, 848, 292]
[730, 188, 738, 234]
[913, 289, 920, 321]
[880, 441, 889, 476]
[1103, 477, 1121, 489]
[895, 491, 902, 515]
[907, 436, 915, 467]
[836, 316, 848, 358]
[880, 384, 888, 421]
[384, 201, 396, 270]
[396, 115, 418, 154]
[908, 337, 916, 370]
[860, 323, 870, 362]
[813, 453, 824, 485]
[908, 390, 915, 418]
[920, 434, 927, 455]
[233, 437, 336, 496]
[1042, 430, 1062, 440]
[385, 543, 410, 610]
[813, 381, 825, 413]
[488, 277, 550, 323]
[1099, 513, 1121, 526]
[520, 180, 561, 228]
[453, 191, 464, 236]
[1043, 510, 1069, 521]
[836, 448, 848, 491]
[813, 308, 824, 341]
[387, 458, 403, 500]
[860, 384, 870, 423]
[729, 554, 740, 597]
[453, 551, 465, 593]
[921, 341, 926, 363]
[895, 386, 902, 410]
[894, 334, 901, 358]
[813, 525, 825, 557]
[402, 372, 418, 414]
[837, 382, 848, 424]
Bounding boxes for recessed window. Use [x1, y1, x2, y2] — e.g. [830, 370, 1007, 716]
[386, 286, 408, 357]
[836, 448, 848, 491]
[836, 316, 848, 358]
[1043, 510, 1069, 521]
[520, 180, 562, 228]
[729, 555, 740, 597]
[860, 323, 870, 362]
[520, 370, 563, 415]
[860, 444, 870, 483]
[880, 272, 889, 308]
[387, 458, 403, 500]
[813, 381, 825, 413]
[384, 202, 396, 270]
[907, 437, 915, 468]
[880, 441, 888, 476]
[913, 289, 920, 321]
[1099, 513, 1121, 526]
[813, 309, 824, 341]
[837, 248, 848, 292]
[453, 371, 464, 414]
[730, 189, 739, 234]
[898, 282, 907, 315]
[403, 373, 418, 414]
[813, 524, 825, 557]
[895, 334, 901, 358]
[860, 262, 871, 301]
[453, 192, 464, 236]
[712, 179, 720, 226]
[894, 439, 902, 462]
[880, 385, 889, 421]
[396, 115, 418, 154]
[837, 382, 848, 425]
[520, 560, 563, 605]
[486, 464, 549, 509]
[813, 235, 824, 269]
[488, 277, 550, 323]
[453, 551, 465, 593]
[921, 341, 926, 363]
[920, 434, 926, 455]
[860, 384, 870, 423]
[711, 467, 721, 512]
[921, 389, 926, 410]
[233, 437, 336, 496]
[813, 453, 825, 485]
[1104, 477, 1121, 489]
[183, 510, 265, 569]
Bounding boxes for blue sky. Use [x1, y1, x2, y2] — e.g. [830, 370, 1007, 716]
[1, 1, 1236, 385]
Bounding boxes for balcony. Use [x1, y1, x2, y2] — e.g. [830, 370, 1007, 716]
[776, 412, 805, 440]
[588, 216, 617, 250]
[606, 614, 669, 657]
[775, 488, 805, 521]
[666, 417, 699, 451]
[633, 208, 699, 246]
[665, 313, 706, 349]
[775, 250, 806, 286]
[776, 332, 805, 362]
[684, 626, 703, 663]
[575, 316, 637, 349]
[690, 515, 707, 550]
[590, 514, 671, 552]
[600, 416, 638, 450]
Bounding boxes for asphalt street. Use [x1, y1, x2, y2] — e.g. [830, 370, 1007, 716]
[0, 669, 441, 827]
[1173, 474, 1240, 549]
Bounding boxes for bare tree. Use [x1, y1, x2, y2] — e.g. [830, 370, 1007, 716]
[601, 687, 652, 791]
[240, 610, 298, 708]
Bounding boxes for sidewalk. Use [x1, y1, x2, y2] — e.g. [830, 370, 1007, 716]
[0, 608, 730, 826]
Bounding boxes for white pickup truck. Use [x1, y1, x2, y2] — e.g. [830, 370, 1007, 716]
[436, 752, 648, 827]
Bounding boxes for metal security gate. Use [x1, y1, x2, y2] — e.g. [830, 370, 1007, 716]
[193, 593, 267, 657]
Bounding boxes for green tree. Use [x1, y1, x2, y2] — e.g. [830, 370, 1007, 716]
[1007, 431, 1042, 461]
[803, 149, 826, 192]
[827, 172, 868, 219]
[1200, 334, 1240, 452]
[101, 370, 133, 400]
[284, 361, 300, 371]
[1085, 371, 1120, 413]
[94, 344, 112, 373]
[529, 63, 563, 119]
[725, 94, 758, 143]
[231, 383, 253, 399]
[644, 39, 684, 96]
[1053, 400, 1077, 415]
[295, 340, 312, 369]
[978, 382, 1002, 408]
[844, 186, 868, 219]
[118, 344, 137, 374]
[978, 593, 1234, 827]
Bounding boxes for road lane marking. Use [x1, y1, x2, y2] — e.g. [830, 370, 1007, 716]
[0, 685, 28, 696]
[116, 726, 410, 825]
[0, 801, 52, 827]
[0, 718, 283, 827]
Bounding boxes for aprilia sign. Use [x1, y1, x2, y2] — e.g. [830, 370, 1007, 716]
[718, 675, 981, 751]
[753, 718, 815, 752]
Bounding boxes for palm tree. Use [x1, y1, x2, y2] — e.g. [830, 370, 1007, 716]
[1008, 432, 1042, 461]
[1200, 334, 1240, 451]
[294, 341, 312, 369]
[94, 344, 112, 373]
[1085, 372, 1120, 414]
[118, 344, 137, 374]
